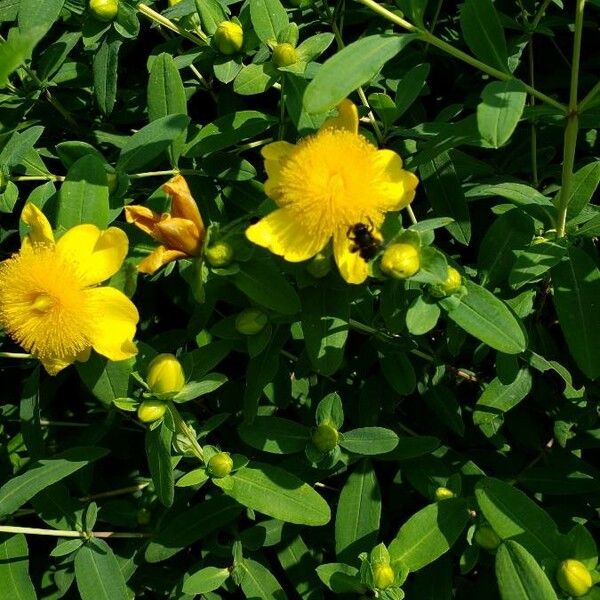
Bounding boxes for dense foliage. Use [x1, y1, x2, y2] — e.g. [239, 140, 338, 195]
[1, 0, 599, 598]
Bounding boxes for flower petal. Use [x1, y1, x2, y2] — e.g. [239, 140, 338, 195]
[163, 175, 204, 235]
[261, 141, 295, 161]
[21, 203, 55, 249]
[320, 99, 359, 134]
[40, 353, 81, 376]
[124, 205, 164, 238]
[333, 228, 369, 284]
[373, 149, 419, 210]
[138, 246, 187, 274]
[246, 208, 329, 262]
[154, 217, 202, 255]
[56, 224, 129, 286]
[85, 286, 139, 361]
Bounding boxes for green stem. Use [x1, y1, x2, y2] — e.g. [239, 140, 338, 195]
[137, 3, 208, 45]
[578, 79, 600, 112]
[406, 205, 418, 225]
[0, 351, 32, 359]
[556, 0, 586, 238]
[355, 0, 567, 113]
[168, 404, 204, 462]
[0, 525, 151, 538]
[531, 0, 553, 30]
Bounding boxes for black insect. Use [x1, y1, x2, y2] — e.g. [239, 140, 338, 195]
[347, 221, 382, 261]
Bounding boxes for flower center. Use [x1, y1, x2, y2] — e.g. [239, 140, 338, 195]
[274, 129, 388, 240]
[30, 293, 55, 314]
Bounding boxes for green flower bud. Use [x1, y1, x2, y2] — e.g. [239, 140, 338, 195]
[137, 399, 167, 423]
[214, 21, 244, 55]
[168, 0, 181, 5]
[147, 353, 185, 395]
[372, 564, 395, 590]
[273, 42, 297, 68]
[380, 243, 420, 279]
[306, 252, 331, 278]
[89, 0, 119, 22]
[434, 486, 455, 501]
[556, 560, 593, 597]
[442, 267, 462, 294]
[235, 308, 268, 335]
[207, 452, 233, 478]
[205, 241, 234, 267]
[312, 423, 339, 452]
[474, 525, 501, 551]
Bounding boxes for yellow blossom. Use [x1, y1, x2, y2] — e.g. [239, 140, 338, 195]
[0, 204, 138, 375]
[124, 174, 205, 274]
[245, 100, 418, 284]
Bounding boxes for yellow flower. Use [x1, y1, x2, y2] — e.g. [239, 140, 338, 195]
[245, 100, 418, 284]
[124, 174, 205, 275]
[0, 204, 139, 375]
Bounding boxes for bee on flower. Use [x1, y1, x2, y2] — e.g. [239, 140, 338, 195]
[245, 99, 419, 284]
[124, 174, 205, 275]
[0, 204, 139, 375]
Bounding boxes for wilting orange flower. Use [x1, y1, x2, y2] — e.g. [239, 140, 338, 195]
[124, 175, 205, 274]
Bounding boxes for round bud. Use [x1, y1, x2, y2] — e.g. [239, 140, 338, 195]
[214, 21, 244, 55]
[306, 252, 331, 279]
[531, 235, 548, 246]
[373, 564, 395, 590]
[442, 267, 462, 295]
[136, 507, 151, 525]
[207, 452, 234, 478]
[137, 399, 167, 423]
[474, 525, 501, 551]
[556, 560, 593, 597]
[146, 353, 185, 395]
[235, 308, 268, 335]
[312, 423, 339, 452]
[380, 243, 420, 279]
[434, 486, 455, 501]
[273, 43, 297, 68]
[205, 241, 234, 267]
[89, 0, 119, 22]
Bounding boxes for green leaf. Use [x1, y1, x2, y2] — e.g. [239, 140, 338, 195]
[0, 447, 107, 518]
[301, 285, 349, 376]
[564, 161, 600, 218]
[316, 563, 364, 593]
[477, 80, 527, 148]
[419, 150, 471, 245]
[423, 385, 464, 436]
[0, 28, 40, 88]
[389, 499, 470, 572]
[551, 246, 600, 379]
[74, 540, 129, 600]
[233, 259, 300, 315]
[509, 240, 567, 289]
[335, 460, 381, 564]
[473, 368, 532, 439]
[238, 558, 288, 599]
[195, 0, 227, 35]
[460, 0, 508, 72]
[304, 34, 415, 114]
[77, 355, 134, 408]
[474, 477, 563, 562]
[465, 182, 554, 208]
[221, 462, 330, 525]
[440, 281, 527, 354]
[233, 63, 278, 96]
[145, 496, 242, 563]
[238, 416, 310, 454]
[406, 295, 441, 335]
[93, 36, 121, 116]
[0, 534, 36, 600]
[18, 0, 63, 41]
[186, 111, 274, 157]
[145, 422, 174, 507]
[249, 0, 289, 44]
[339, 428, 399, 455]
[183, 566, 230, 595]
[56, 154, 110, 230]
[148, 52, 187, 164]
[117, 113, 190, 172]
[495, 541, 558, 600]
[478, 209, 535, 287]
[395, 63, 430, 117]
[172, 373, 227, 402]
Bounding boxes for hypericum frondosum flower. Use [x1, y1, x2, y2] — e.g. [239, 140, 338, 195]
[124, 174, 205, 274]
[245, 99, 419, 284]
[0, 204, 139, 375]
